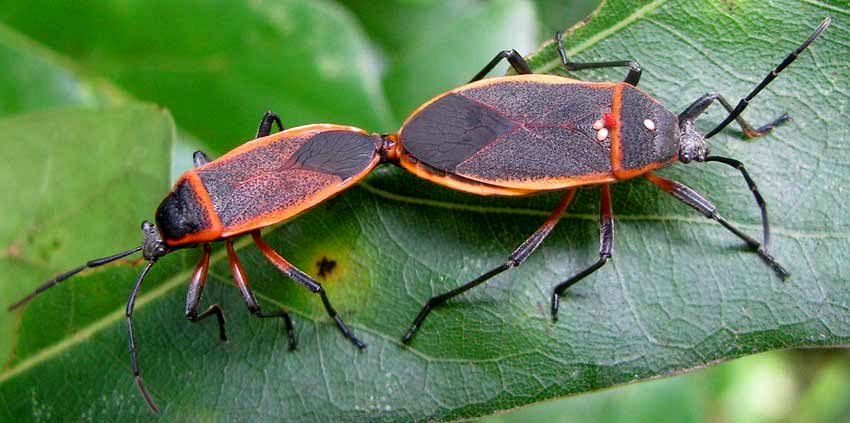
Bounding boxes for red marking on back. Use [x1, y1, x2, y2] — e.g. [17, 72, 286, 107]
[604, 112, 618, 128]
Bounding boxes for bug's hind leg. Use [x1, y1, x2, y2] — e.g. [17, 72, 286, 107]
[226, 238, 297, 350]
[469, 49, 533, 82]
[555, 32, 641, 86]
[402, 189, 577, 343]
[184, 243, 227, 341]
[249, 232, 365, 349]
[256, 111, 285, 138]
[645, 173, 788, 279]
[551, 184, 613, 322]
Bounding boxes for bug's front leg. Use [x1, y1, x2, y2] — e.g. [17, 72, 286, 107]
[645, 173, 788, 279]
[184, 243, 227, 341]
[679, 93, 788, 139]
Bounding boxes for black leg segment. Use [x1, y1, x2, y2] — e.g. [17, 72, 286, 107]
[556, 31, 641, 86]
[704, 156, 774, 256]
[226, 239, 297, 350]
[256, 111, 285, 138]
[645, 173, 789, 279]
[469, 49, 533, 82]
[402, 189, 578, 343]
[185, 243, 227, 341]
[551, 184, 614, 322]
[250, 232, 364, 349]
[193, 151, 211, 167]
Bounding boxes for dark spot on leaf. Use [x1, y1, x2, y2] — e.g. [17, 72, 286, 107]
[316, 256, 336, 279]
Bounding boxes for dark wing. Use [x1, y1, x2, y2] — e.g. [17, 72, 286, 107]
[400, 77, 617, 189]
[196, 127, 379, 235]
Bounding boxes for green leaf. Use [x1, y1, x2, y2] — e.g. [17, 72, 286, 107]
[2, 1, 849, 422]
[0, 21, 206, 184]
[0, 0, 394, 152]
[0, 104, 174, 403]
[339, 0, 539, 119]
[0, 24, 130, 116]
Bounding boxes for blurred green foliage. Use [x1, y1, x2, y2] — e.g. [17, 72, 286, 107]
[481, 349, 850, 423]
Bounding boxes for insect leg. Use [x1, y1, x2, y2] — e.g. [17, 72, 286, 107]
[126, 261, 160, 414]
[556, 32, 641, 85]
[225, 239, 297, 350]
[645, 173, 789, 279]
[469, 49, 533, 82]
[192, 150, 212, 167]
[402, 189, 577, 343]
[256, 111, 285, 138]
[250, 232, 365, 349]
[184, 243, 227, 341]
[551, 184, 613, 322]
[679, 93, 788, 139]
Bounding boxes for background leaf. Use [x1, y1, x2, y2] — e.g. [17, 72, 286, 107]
[0, 0, 393, 151]
[0, 24, 130, 115]
[1, 0, 848, 422]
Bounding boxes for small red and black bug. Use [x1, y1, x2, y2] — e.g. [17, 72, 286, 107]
[396, 18, 832, 343]
[9, 119, 382, 413]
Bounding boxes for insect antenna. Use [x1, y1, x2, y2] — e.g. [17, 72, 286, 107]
[7, 246, 143, 311]
[705, 17, 831, 139]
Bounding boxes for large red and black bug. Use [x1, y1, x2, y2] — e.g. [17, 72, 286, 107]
[395, 18, 831, 342]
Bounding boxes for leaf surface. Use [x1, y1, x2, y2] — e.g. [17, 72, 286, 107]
[0, 0, 394, 151]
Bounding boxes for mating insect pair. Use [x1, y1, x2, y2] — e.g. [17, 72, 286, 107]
[8, 18, 831, 413]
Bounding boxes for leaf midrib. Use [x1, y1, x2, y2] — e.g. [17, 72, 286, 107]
[358, 181, 850, 240]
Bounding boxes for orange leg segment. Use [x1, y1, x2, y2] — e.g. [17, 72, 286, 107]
[251, 232, 365, 349]
[645, 173, 788, 278]
[185, 243, 227, 341]
[226, 239, 296, 350]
